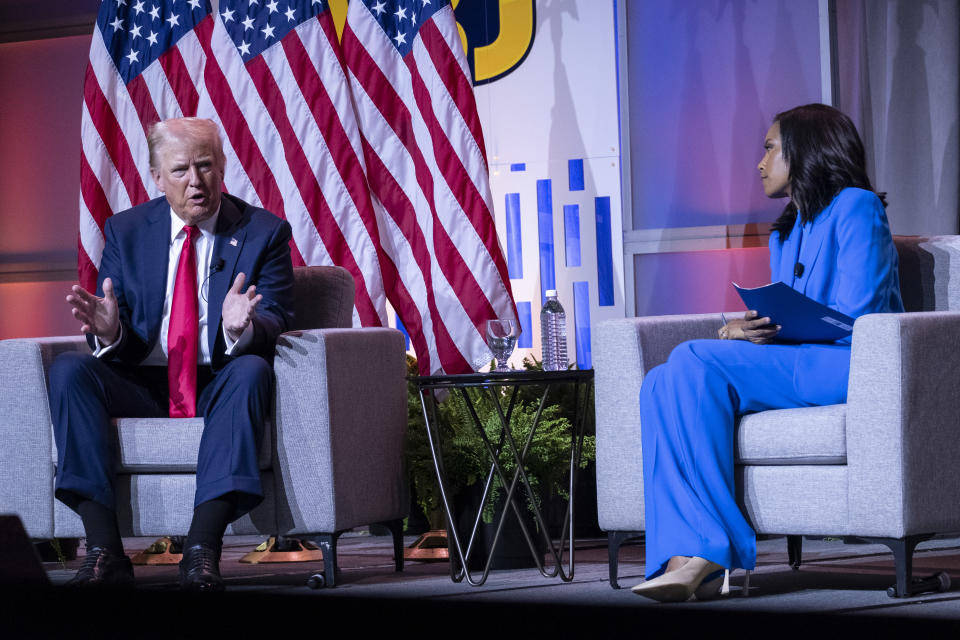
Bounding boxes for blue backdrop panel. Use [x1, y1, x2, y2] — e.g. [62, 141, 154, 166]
[395, 315, 410, 351]
[595, 196, 614, 306]
[573, 280, 592, 369]
[537, 179, 556, 305]
[516, 301, 533, 348]
[563, 204, 581, 267]
[568, 158, 585, 191]
[505, 192, 523, 279]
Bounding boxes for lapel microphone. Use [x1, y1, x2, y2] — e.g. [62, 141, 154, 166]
[201, 258, 226, 303]
[794, 262, 805, 278]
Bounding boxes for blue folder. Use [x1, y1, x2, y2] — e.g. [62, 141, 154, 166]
[733, 282, 855, 343]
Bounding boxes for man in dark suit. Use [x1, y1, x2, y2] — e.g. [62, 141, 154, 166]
[50, 117, 294, 591]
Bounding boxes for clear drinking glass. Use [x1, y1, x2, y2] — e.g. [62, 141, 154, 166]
[486, 319, 519, 372]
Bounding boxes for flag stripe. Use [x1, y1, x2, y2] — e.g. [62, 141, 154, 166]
[414, 27, 508, 298]
[343, 27, 492, 341]
[194, 19, 287, 222]
[126, 73, 163, 137]
[79, 153, 111, 236]
[318, 10, 348, 74]
[404, 54, 502, 332]
[87, 28, 154, 199]
[80, 102, 132, 216]
[279, 28, 385, 325]
[140, 63, 185, 122]
[346, 74, 448, 331]
[418, 19, 487, 165]
[158, 43, 201, 117]
[198, 20, 310, 269]
[83, 64, 150, 207]
[342, 1, 517, 373]
[78, 234, 99, 293]
[287, 26, 377, 249]
[360, 134, 471, 374]
[376, 245, 434, 374]
[245, 51, 381, 326]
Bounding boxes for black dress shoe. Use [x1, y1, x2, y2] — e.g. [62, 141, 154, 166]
[65, 546, 134, 587]
[179, 543, 225, 592]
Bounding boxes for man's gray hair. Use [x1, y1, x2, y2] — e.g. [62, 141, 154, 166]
[147, 117, 225, 170]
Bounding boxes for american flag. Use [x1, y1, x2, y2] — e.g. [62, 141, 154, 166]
[80, 0, 388, 328]
[342, 0, 517, 375]
[81, 0, 516, 374]
[79, 0, 209, 292]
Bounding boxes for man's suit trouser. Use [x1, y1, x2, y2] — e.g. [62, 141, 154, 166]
[48, 351, 272, 520]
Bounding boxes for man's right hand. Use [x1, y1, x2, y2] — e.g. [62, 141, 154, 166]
[67, 277, 120, 345]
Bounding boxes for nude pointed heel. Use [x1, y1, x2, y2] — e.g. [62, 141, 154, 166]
[694, 568, 753, 600]
[631, 557, 724, 603]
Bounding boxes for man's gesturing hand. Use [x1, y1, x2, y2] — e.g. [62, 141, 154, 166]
[67, 278, 121, 344]
[222, 273, 262, 342]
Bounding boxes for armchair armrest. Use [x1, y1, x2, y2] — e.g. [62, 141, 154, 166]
[846, 311, 960, 537]
[0, 337, 90, 538]
[271, 328, 408, 535]
[593, 314, 722, 531]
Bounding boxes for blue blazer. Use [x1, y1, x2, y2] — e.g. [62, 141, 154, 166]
[769, 187, 904, 332]
[93, 193, 295, 371]
[767, 188, 903, 404]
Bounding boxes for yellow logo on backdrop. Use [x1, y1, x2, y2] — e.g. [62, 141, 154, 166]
[327, 0, 535, 86]
[452, 0, 535, 85]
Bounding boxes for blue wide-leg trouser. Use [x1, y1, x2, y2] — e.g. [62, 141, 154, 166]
[640, 339, 851, 579]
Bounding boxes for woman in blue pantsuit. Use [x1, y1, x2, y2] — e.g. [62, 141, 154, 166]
[631, 104, 904, 602]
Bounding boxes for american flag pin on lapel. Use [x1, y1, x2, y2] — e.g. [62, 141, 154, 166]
[230, 238, 238, 247]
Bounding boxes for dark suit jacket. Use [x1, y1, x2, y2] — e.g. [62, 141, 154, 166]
[92, 193, 294, 371]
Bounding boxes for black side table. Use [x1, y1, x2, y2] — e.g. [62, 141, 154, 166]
[411, 369, 594, 586]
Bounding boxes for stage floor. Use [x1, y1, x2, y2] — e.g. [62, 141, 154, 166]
[19, 531, 960, 636]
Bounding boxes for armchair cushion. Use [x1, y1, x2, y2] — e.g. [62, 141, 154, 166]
[110, 417, 273, 472]
[736, 404, 846, 465]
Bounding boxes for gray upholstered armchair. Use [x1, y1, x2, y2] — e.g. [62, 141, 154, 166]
[0, 265, 408, 588]
[594, 236, 960, 596]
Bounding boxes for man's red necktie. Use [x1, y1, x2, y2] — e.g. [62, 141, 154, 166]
[168, 225, 199, 418]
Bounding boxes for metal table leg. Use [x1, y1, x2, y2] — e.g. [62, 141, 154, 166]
[418, 377, 593, 586]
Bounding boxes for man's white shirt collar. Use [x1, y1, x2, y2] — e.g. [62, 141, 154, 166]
[169, 206, 220, 243]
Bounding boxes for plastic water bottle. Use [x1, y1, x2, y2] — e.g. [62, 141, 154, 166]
[540, 289, 568, 371]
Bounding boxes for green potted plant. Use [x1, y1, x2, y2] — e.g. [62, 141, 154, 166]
[404, 356, 596, 568]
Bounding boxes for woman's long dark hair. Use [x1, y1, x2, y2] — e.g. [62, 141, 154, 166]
[770, 104, 886, 240]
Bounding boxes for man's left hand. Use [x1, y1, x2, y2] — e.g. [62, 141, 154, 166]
[222, 272, 262, 341]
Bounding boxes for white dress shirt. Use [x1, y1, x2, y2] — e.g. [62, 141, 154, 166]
[95, 207, 252, 364]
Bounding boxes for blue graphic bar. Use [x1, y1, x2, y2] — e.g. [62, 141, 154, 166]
[573, 281, 592, 369]
[568, 158, 584, 191]
[595, 196, 614, 306]
[505, 192, 523, 279]
[395, 315, 410, 351]
[563, 204, 581, 267]
[516, 301, 532, 348]
[537, 179, 556, 305]
[510, 163, 526, 172]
